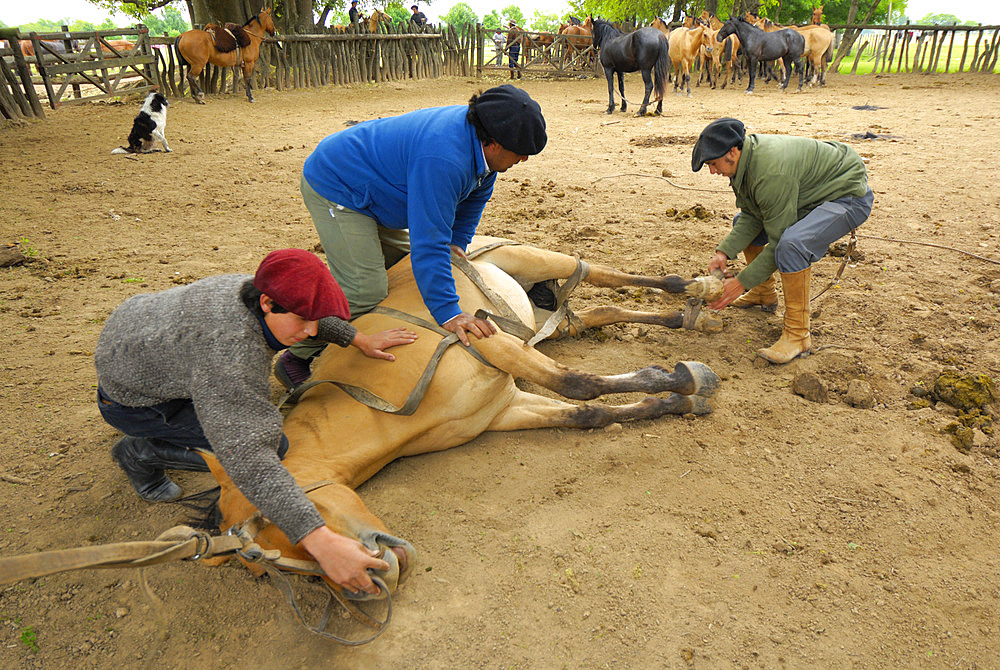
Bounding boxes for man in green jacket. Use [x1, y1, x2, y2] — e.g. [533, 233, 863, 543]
[692, 118, 873, 364]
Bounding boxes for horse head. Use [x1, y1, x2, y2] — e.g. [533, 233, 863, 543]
[257, 6, 277, 35]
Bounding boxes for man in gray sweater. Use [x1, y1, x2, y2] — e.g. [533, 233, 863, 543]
[95, 249, 416, 594]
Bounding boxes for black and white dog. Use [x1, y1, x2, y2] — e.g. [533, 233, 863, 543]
[111, 91, 171, 154]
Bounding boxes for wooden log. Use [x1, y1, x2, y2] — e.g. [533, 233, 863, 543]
[981, 36, 998, 72]
[969, 28, 983, 72]
[30, 34, 58, 108]
[929, 29, 945, 73]
[3, 34, 42, 118]
[0, 60, 25, 120]
[957, 27, 971, 72]
[945, 26, 957, 73]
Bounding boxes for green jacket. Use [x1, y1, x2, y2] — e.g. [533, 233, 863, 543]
[718, 134, 869, 288]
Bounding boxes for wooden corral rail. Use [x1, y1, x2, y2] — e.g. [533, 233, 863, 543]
[152, 22, 476, 100]
[827, 23, 999, 75]
[0, 26, 155, 118]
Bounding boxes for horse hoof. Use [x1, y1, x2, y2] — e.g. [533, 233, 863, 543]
[674, 361, 721, 398]
[195, 98, 206, 105]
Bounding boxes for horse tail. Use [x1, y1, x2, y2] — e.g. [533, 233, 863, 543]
[174, 34, 188, 69]
[654, 34, 670, 101]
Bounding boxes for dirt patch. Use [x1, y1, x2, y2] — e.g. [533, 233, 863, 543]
[2, 73, 1000, 668]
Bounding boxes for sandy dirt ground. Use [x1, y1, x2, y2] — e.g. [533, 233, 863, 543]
[1, 69, 999, 670]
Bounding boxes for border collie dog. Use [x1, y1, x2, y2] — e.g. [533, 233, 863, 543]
[111, 92, 171, 154]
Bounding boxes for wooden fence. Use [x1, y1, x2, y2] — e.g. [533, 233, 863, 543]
[830, 23, 1000, 75]
[153, 22, 475, 99]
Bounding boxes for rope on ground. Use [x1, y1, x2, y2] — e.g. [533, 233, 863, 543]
[855, 234, 1000, 266]
[592, 172, 730, 193]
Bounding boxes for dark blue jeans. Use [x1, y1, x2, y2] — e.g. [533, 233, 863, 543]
[97, 387, 289, 458]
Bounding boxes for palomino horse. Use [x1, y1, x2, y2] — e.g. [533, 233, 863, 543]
[207, 236, 724, 607]
[175, 6, 276, 103]
[668, 20, 713, 95]
[716, 15, 803, 94]
[365, 9, 394, 33]
[760, 19, 834, 87]
[591, 19, 670, 116]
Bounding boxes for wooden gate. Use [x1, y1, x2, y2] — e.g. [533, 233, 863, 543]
[476, 26, 597, 77]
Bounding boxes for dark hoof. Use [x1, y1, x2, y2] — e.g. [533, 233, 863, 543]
[674, 361, 721, 397]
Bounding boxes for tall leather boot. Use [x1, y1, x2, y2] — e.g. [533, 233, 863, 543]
[509, 68, 515, 80]
[758, 267, 811, 364]
[731, 245, 778, 312]
[112, 437, 209, 502]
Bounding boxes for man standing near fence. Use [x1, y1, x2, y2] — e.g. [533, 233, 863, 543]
[492, 27, 506, 66]
[349, 0, 361, 26]
[507, 21, 522, 79]
[276, 85, 548, 388]
[693, 117, 873, 364]
[410, 4, 427, 28]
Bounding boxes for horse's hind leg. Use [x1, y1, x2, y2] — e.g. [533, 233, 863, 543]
[485, 389, 711, 432]
[604, 68, 615, 114]
[637, 68, 653, 116]
[469, 238, 722, 298]
[242, 63, 255, 102]
[617, 71, 627, 112]
[474, 332, 720, 400]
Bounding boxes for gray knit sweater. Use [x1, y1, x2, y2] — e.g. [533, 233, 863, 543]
[95, 274, 356, 544]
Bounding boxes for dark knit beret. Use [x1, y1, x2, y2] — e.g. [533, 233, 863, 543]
[254, 249, 350, 321]
[691, 117, 746, 172]
[473, 85, 547, 156]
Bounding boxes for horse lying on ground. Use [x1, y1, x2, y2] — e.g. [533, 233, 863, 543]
[591, 19, 671, 116]
[175, 6, 276, 103]
[206, 236, 724, 611]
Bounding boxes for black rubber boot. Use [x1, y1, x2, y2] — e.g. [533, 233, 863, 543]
[111, 437, 209, 502]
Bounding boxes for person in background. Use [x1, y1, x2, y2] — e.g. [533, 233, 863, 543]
[506, 20, 522, 79]
[410, 4, 427, 28]
[277, 85, 547, 388]
[349, 0, 362, 25]
[693, 117, 873, 364]
[492, 27, 506, 66]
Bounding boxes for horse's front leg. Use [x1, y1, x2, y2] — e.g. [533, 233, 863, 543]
[795, 56, 804, 90]
[242, 63, 255, 102]
[540, 304, 723, 339]
[617, 71, 627, 112]
[604, 67, 616, 114]
[474, 332, 720, 400]
[745, 56, 756, 93]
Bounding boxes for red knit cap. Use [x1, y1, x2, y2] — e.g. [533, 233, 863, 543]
[253, 249, 350, 321]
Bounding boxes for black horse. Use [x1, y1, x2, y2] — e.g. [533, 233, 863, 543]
[716, 16, 804, 94]
[591, 19, 670, 116]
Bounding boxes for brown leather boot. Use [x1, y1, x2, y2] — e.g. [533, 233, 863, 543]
[731, 245, 778, 312]
[758, 267, 811, 364]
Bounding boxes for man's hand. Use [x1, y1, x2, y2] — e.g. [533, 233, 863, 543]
[708, 250, 729, 276]
[352, 327, 418, 361]
[300, 526, 389, 595]
[442, 312, 496, 347]
[709, 276, 747, 311]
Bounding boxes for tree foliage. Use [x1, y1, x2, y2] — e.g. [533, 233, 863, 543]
[916, 13, 961, 25]
[138, 7, 190, 35]
[499, 5, 525, 26]
[530, 10, 560, 32]
[482, 9, 501, 30]
[441, 2, 477, 29]
[384, 3, 411, 25]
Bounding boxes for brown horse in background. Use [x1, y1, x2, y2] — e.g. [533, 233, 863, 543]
[365, 9, 394, 33]
[175, 6, 276, 103]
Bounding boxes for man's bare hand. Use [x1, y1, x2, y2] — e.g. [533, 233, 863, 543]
[441, 312, 496, 347]
[709, 276, 747, 311]
[352, 327, 418, 361]
[300, 526, 389, 595]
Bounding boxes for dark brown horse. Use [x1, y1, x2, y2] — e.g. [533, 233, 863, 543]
[175, 6, 276, 103]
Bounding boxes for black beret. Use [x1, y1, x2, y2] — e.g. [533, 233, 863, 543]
[473, 85, 547, 156]
[691, 117, 745, 172]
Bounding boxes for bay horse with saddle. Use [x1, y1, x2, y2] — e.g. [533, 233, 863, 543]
[591, 19, 671, 116]
[175, 5, 277, 103]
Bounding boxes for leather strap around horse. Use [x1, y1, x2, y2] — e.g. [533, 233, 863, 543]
[277, 305, 494, 412]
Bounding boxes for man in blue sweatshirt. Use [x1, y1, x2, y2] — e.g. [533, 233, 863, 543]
[277, 85, 547, 388]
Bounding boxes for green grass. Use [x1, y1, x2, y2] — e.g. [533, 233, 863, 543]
[835, 37, 999, 75]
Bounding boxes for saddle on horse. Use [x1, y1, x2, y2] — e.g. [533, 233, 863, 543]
[204, 23, 251, 53]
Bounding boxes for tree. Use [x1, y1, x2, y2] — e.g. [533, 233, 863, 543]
[385, 3, 411, 25]
[441, 2, 477, 29]
[482, 9, 501, 30]
[500, 5, 525, 27]
[530, 10, 559, 32]
[918, 13, 961, 25]
[140, 6, 190, 35]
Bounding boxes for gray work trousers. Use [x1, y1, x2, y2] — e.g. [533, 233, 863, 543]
[741, 187, 874, 273]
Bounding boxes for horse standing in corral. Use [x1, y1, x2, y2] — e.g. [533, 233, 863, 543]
[175, 6, 276, 103]
[559, 16, 593, 68]
[669, 21, 713, 95]
[716, 16, 803, 94]
[204, 236, 724, 609]
[591, 19, 670, 116]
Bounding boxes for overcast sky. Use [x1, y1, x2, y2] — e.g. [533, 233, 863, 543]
[4, 0, 1000, 28]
